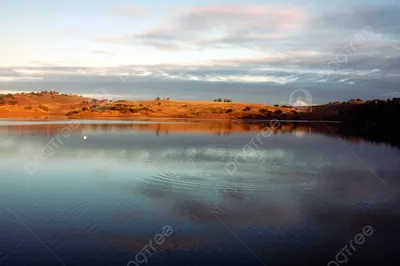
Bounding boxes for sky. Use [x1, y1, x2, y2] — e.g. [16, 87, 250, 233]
[1, 0, 400, 104]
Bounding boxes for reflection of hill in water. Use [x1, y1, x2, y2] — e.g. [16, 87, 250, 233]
[0, 120, 398, 148]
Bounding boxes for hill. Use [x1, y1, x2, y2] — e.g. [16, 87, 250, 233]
[0, 92, 399, 127]
[0, 91, 305, 120]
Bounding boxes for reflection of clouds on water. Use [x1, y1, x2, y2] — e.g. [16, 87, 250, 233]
[119, 149, 128, 157]
[1, 121, 398, 266]
[0, 136, 18, 154]
[173, 195, 305, 228]
[93, 149, 154, 181]
[53, 154, 67, 165]
[0, 122, 397, 201]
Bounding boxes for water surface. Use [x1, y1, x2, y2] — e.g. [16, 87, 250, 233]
[0, 119, 399, 266]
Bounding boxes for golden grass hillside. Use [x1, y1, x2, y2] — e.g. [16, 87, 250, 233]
[0, 91, 305, 119]
[2, 91, 382, 121]
[0, 91, 108, 119]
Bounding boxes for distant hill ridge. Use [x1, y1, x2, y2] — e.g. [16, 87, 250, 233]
[0, 91, 399, 125]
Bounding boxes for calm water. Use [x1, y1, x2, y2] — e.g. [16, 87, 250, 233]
[0, 119, 399, 266]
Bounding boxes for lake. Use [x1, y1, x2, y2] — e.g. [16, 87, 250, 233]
[0, 119, 399, 266]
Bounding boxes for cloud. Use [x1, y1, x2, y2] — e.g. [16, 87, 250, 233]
[314, 4, 400, 35]
[90, 50, 115, 56]
[96, 4, 308, 51]
[6, 2, 400, 102]
[97, 3, 400, 57]
[0, 51, 399, 103]
[297, 4, 400, 55]
[0, 67, 45, 82]
[2, 52, 400, 84]
[175, 4, 307, 31]
[112, 4, 147, 18]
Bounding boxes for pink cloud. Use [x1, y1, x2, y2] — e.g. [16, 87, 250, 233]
[177, 4, 308, 30]
[97, 4, 308, 51]
[112, 4, 147, 18]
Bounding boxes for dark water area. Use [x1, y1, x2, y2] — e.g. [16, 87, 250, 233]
[0, 119, 399, 266]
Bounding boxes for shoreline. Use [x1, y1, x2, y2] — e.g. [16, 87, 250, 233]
[0, 115, 342, 124]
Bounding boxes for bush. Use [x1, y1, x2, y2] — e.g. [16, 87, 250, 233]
[225, 108, 233, 113]
[274, 104, 279, 107]
[39, 105, 49, 111]
[0, 99, 4, 104]
[259, 108, 268, 113]
[119, 108, 129, 114]
[30, 92, 43, 97]
[9, 100, 18, 105]
[24, 106, 33, 110]
[291, 110, 298, 115]
[243, 106, 251, 112]
[67, 110, 81, 116]
[98, 106, 109, 111]
[130, 108, 140, 113]
[82, 107, 88, 111]
[274, 109, 283, 115]
[6, 93, 14, 99]
[223, 99, 232, 102]
[213, 98, 222, 102]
